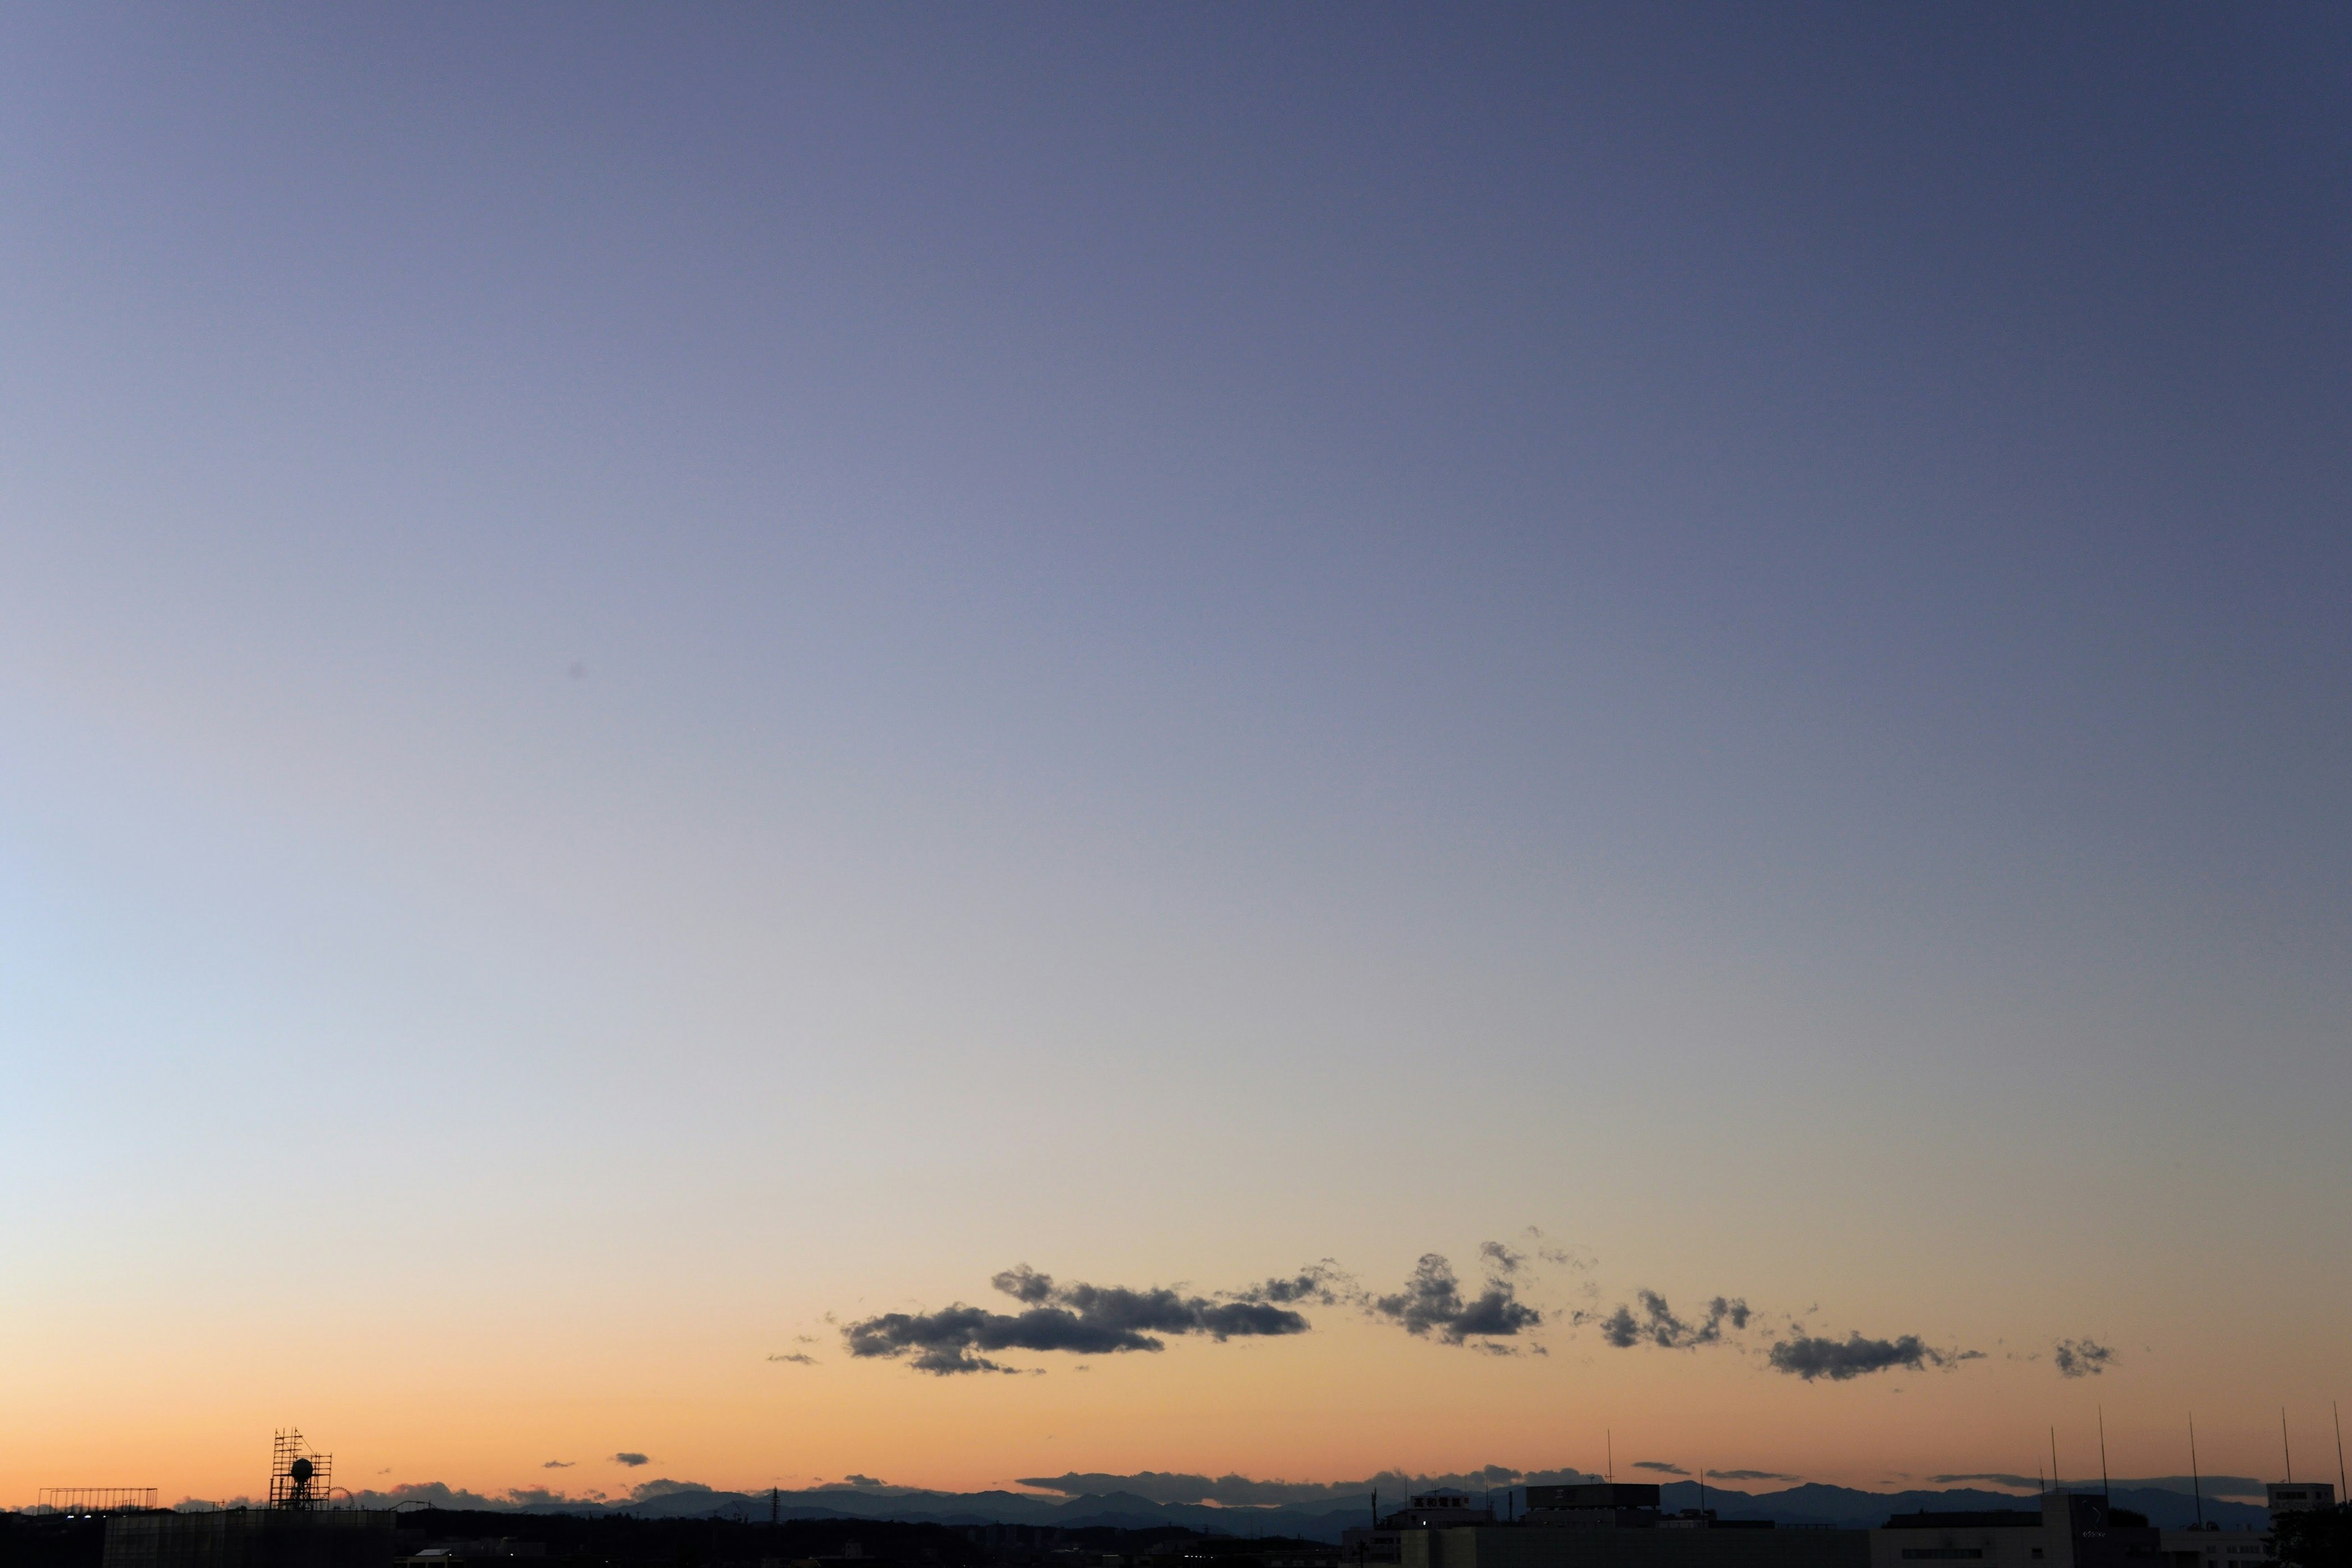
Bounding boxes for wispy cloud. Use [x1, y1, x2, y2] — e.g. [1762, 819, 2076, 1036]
[1712, 1471, 1802, 1483]
[843, 1265, 1310, 1374]
[767, 1352, 817, 1365]
[2053, 1338, 2114, 1378]
[1229, 1262, 1363, 1307]
[1633, 1461, 1689, 1476]
[1599, 1291, 1749, 1349]
[612, 1453, 650, 1467]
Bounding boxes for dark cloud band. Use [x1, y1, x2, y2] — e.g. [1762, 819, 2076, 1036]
[843, 1265, 1310, 1374]
[1766, 1332, 1948, 1381]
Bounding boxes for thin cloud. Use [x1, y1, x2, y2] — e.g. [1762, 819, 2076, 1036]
[541, 1461, 575, 1470]
[1372, 1252, 1540, 1344]
[843, 1265, 1310, 1375]
[1766, 1332, 1959, 1381]
[1713, 1471, 1801, 1483]
[1633, 1461, 1689, 1476]
[2053, 1338, 2115, 1378]
[612, 1453, 650, 1467]
[1599, 1291, 1749, 1349]
[1229, 1261, 1363, 1307]
[767, 1352, 817, 1365]
[1930, 1474, 2040, 1488]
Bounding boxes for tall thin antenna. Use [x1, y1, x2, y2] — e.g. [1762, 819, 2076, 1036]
[2283, 1408, 2294, 1484]
[2099, 1407, 2111, 1503]
[2335, 1402, 2346, 1503]
[1607, 1431, 1614, 1483]
[2051, 1428, 2062, 1494]
[2189, 1414, 2204, 1529]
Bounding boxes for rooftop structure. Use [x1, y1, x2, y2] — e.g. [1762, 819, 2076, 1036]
[1870, 1491, 2167, 1568]
[2157, 1529, 2272, 1568]
[271, 1431, 333, 1512]
[36, 1490, 160, 1516]
[2263, 1484, 2334, 1516]
[104, 1510, 396, 1568]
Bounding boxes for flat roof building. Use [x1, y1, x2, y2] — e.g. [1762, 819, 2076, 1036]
[2157, 1530, 2272, 1568]
[1870, 1493, 2168, 1568]
[1403, 1481, 1860, 1568]
[105, 1511, 398, 1568]
[2263, 1485, 2335, 1516]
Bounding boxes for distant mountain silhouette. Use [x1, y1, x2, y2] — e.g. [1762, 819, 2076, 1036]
[347, 1477, 2268, 1538]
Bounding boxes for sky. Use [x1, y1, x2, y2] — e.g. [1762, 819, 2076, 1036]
[2, 1, 2348, 1510]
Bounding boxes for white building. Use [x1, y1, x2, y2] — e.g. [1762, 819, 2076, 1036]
[2158, 1531, 2272, 1568]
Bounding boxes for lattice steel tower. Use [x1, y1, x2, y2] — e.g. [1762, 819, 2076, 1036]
[269, 1429, 332, 1510]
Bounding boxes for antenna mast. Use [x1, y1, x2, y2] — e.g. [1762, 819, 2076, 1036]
[2283, 1409, 2294, 1484]
[2335, 1402, 2346, 1504]
[2099, 1408, 2111, 1503]
[2189, 1414, 2204, 1528]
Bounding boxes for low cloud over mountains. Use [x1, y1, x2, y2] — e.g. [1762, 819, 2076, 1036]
[1014, 1466, 1599, 1508]
[282, 1468, 2274, 1534]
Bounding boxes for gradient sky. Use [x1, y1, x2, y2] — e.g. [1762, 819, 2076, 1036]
[4, 1, 2348, 1510]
